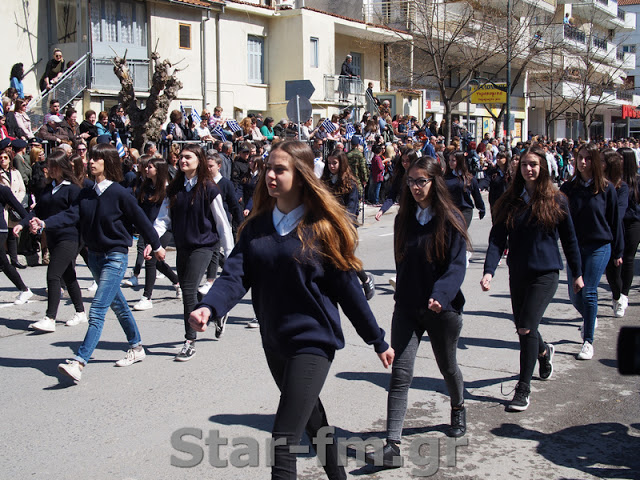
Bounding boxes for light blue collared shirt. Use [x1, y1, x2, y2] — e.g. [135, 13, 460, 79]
[416, 205, 434, 226]
[184, 175, 198, 192]
[52, 180, 71, 195]
[94, 179, 114, 196]
[273, 204, 305, 236]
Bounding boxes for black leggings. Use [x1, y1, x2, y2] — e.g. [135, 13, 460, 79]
[509, 270, 558, 385]
[46, 240, 84, 318]
[142, 233, 179, 299]
[6, 232, 18, 263]
[132, 237, 145, 277]
[386, 307, 464, 443]
[205, 241, 223, 280]
[265, 350, 345, 480]
[622, 219, 640, 296]
[176, 246, 213, 341]
[0, 232, 27, 291]
[461, 208, 473, 230]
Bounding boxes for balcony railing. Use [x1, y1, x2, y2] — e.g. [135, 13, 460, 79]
[323, 75, 365, 103]
[618, 9, 626, 21]
[91, 57, 150, 92]
[564, 24, 586, 44]
[617, 90, 633, 101]
[363, 0, 416, 30]
[617, 50, 625, 61]
[593, 36, 607, 50]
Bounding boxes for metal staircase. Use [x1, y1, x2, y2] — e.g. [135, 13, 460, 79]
[27, 53, 90, 129]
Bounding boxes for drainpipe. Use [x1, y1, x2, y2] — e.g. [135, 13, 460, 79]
[216, 11, 222, 107]
[202, 9, 211, 110]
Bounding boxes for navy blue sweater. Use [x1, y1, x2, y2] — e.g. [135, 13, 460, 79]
[484, 192, 582, 278]
[44, 182, 161, 254]
[23, 182, 81, 246]
[170, 182, 222, 250]
[624, 178, 640, 223]
[560, 178, 623, 259]
[198, 212, 389, 360]
[217, 176, 243, 226]
[0, 184, 29, 232]
[444, 173, 486, 216]
[615, 182, 629, 223]
[326, 179, 359, 218]
[394, 214, 467, 313]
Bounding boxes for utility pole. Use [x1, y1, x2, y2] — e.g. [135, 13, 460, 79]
[506, 0, 512, 148]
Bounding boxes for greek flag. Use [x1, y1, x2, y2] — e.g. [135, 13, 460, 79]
[115, 132, 126, 158]
[321, 118, 336, 133]
[262, 151, 269, 160]
[0, 102, 4, 116]
[227, 120, 242, 133]
[212, 125, 227, 141]
[345, 123, 355, 140]
[191, 106, 202, 124]
[180, 102, 187, 120]
[407, 129, 415, 138]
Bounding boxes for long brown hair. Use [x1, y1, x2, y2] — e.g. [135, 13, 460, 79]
[166, 144, 211, 207]
[239, 141, 362, 271]
[138, 156, 168, 204]
[619, 147, 639, 204]
[601, 148, 622, 189]
[322, 149, 356, 196]
[394, 155, 471, 264]
[445, 151, 473, 190]
[47, 149, 81, 186]
[492, 144, 566, 231]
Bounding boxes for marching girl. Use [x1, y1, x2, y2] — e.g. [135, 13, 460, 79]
[16, 150, 86, 332]
[30, 143, 165, 382]
[150, 144, 233, 361]
[189, 140, 394, 480]
[614, 147, 640, 317]
[482, 145, 584, 411]
[444, 151, 486, 228]
[131, 156, 181, 311]
[322, 149, 375, 299]
[560, 144, 622, 360]
[367, 155, 470, 469]
[601, 149, 628, 317]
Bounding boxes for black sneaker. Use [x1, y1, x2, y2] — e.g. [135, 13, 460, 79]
[507, 382, 530, 412]
[448, 406, 466, 437]
[214, 313, 228, 339]
[363, 274, 375, 300]
[364, 440, 402, 469]
[175, 341, 196, 362]
[538, 343, 555, 380]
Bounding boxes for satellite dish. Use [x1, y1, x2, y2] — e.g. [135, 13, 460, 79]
[286, 95, 312, 124]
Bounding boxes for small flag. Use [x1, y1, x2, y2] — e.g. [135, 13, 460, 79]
[0, 102, 4, 116]
[262, 151, 269, 160]
[212, 125, 227, 141]
[227, 120, 242, 133]
[407, 129, 415, 138]
[180, 102, 187, 121]
[321, 118, 336, 133]
[345, 123, 355, 140]
[115, 132, 125, 158]
[191, 106, 202, 124]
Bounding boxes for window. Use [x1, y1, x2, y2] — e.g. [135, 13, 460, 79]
[310, 37, 319, 68]
[350, 52, 362, 77]
[179, 24, 191, 49]
[248, 35, 264, 84]
[90, 0, 147, 47]
[623, 44, 637, 54]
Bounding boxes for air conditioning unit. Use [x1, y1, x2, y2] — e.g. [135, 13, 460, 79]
[277, 0, 295, 10]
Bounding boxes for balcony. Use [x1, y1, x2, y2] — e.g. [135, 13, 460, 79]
[564, 24, 586, 44]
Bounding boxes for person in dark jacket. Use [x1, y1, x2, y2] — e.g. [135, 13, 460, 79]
[189, 140, 393, 480]
[39, 49, 66, 92]
[560, 143, 622, 361]
[482, 144, 584, 411]
[366, 155, 471, 469]
[79, 110, 99, 141]
[339, 55, 357, 102]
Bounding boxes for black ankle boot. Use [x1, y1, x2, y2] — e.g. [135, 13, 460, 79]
[364, 440, 402, 468]
[448, 406, 466, 437]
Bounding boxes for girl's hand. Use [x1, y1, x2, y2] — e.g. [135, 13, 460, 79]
[573, 275, 585, 293]
[378, 347, 394, 368]
[375, 210, 383, 221]
[480, 273, 492, 291]
[428, 298, 442, 313]
[13, 224, 23, 237]
[188, 307, 211, 332]
[143, 244, 152, 260]
[155, 247, 166, 262]
[614, 257, 623, 267]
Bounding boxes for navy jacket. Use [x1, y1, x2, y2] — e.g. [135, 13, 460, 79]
[23, 182, 81, 246]
[198, 212, 389, 360]
[560, 178, 623, 259]
[624, 178, 640, 223]
[484, 192, 582, 279]
[44, 182, 161, 254]
[217, 176, 243, 226]
[444, 172, 486, 217]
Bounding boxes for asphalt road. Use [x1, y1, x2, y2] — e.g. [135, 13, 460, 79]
[1, 195, 639, 480]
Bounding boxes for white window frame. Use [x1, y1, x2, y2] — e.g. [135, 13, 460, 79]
[310, 37, 319, 68]
[248, 35, 265, 84]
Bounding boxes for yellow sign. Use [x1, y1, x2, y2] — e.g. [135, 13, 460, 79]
[471, 83, 508, 104]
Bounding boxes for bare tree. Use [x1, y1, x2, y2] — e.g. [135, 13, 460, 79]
[112, 47, 184, 149]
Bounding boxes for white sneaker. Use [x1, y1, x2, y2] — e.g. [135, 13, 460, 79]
[156, 272, 165, 280]
[246, 318, 259, 329]
[87, 281, 98, 293]
[15, 289, 33, 305]
[576, 341, 594, 360]
[122, 276, 138, 287]
[198, 282, 212, 295]
[30, 316, 56, 332]
[115, 346, 146, 367]
[133, 297, 153, 311]
[66, 311, 88, 326]
[174, 283, 182, 299]
[615, 294, 628, 318]
[388, 276, 397, 291]
[58, 359, 83, 381]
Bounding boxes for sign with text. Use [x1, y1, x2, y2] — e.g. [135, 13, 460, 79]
[471, 83, 508, 104]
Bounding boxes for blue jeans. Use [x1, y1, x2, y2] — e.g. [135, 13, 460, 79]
[75, 251, 141, 365]
[368, 180, 381, 204]
[568, 243, 611, 344]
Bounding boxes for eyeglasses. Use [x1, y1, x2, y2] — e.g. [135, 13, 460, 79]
[406, 177, 432, 188]
[77, 148, 86, 152]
